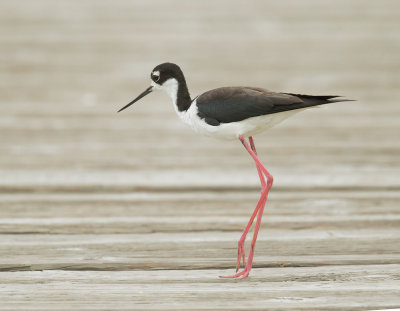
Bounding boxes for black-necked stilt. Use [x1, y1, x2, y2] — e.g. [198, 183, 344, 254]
[118, 62, 351, 280]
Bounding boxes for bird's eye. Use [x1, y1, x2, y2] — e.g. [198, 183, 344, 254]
[152, 72, 160, 82]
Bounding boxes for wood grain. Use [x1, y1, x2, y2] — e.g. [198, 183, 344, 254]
[1, 0, 400, 310]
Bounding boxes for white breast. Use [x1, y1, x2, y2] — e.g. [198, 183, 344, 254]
[176, 99, 304, 141]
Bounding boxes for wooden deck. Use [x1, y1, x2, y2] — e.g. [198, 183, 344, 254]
[1, 0, 400, 310]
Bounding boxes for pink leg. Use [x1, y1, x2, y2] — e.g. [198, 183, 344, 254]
[249, 136, 267, 190]
[221, 135, 273, 279]
[234, 137, 267, 271]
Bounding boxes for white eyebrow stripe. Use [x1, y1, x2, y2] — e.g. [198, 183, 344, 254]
[152, 70, 160, 76]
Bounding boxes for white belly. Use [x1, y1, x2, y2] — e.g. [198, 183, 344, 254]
[176, 100, 305, 140]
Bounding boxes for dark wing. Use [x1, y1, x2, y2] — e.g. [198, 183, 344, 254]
[196, 87, 346, 125]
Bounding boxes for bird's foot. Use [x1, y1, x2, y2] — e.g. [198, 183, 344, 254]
[220, 263, 252, 280]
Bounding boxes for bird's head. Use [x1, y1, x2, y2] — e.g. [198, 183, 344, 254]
[118, 62, 185, 112]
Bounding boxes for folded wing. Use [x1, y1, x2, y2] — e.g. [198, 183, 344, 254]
[196, 87, 346, 125]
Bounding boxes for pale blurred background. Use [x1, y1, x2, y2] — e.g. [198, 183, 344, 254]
[1, 0, 399, 190]
[1, 1, 400, 309]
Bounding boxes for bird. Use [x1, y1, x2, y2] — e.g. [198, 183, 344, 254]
[118, 62, 351, 280]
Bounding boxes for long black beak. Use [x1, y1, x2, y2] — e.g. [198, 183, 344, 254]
[118, 86, 153, 112]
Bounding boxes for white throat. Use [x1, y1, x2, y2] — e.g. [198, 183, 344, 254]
[152, 78, 178, 107]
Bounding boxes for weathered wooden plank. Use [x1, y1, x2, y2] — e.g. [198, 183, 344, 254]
[1, 0, 400, 309]
[1, 265, 399, 311]
[1, 169, 400, 196]
[0, 214, 399, 233]
[1, 237, 400, 272]
[1, 189, 398, 270]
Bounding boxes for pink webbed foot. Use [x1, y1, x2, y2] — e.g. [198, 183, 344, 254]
[220, 258, 254, 280]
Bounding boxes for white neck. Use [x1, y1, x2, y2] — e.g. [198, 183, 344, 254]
[152, 78, 179, 107]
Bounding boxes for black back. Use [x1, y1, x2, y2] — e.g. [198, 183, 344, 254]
[196, 87, 345, 125]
